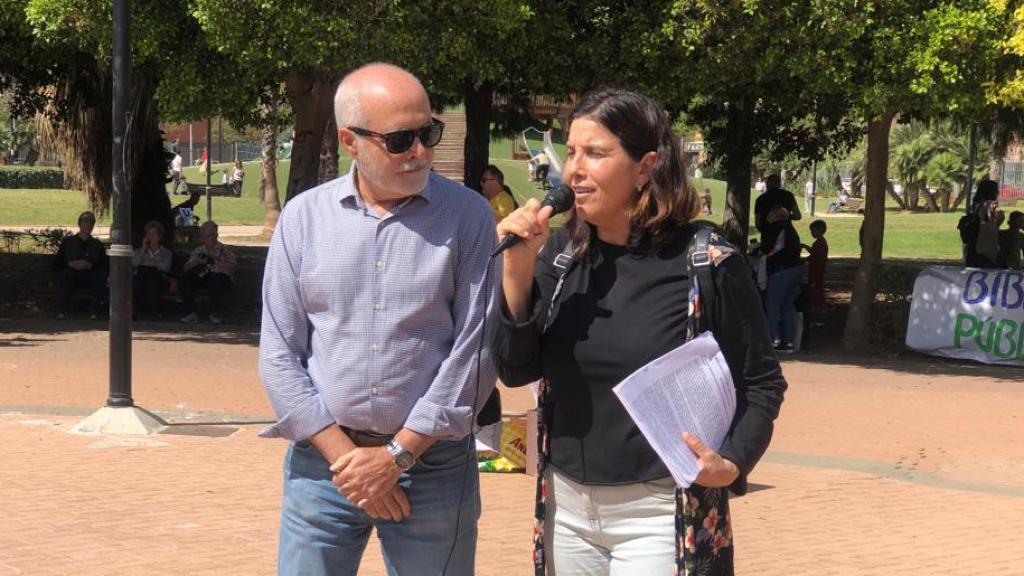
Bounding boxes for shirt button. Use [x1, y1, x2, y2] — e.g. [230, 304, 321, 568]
[373, 303, 382, 311]
[375, 260, 384, 269]
[371, 344, 379, 352]
[372, 386, 379, 395]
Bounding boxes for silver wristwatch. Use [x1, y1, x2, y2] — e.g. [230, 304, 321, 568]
[386, 439, 415, 471]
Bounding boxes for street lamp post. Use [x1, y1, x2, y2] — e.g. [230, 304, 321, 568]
[107, 0, 133, 408]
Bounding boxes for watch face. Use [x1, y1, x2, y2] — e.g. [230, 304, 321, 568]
[388, 440, 415, 471]
[395, 451, 415, 471]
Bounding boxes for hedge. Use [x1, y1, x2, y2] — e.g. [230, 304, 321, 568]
[0, 166, 65, 189]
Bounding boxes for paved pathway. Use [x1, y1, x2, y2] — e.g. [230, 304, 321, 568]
[1, 323, 1022, 575]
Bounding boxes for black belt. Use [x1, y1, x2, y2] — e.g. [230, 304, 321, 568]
[340, 426, 392, 448]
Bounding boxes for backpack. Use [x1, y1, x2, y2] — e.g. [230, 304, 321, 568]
[958, 213, 980, 248]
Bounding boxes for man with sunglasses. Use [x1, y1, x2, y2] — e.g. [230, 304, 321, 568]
[259, 63, 499, 576]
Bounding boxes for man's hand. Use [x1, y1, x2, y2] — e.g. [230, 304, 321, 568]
[683, 432, 740, 488]
[68, 259, 92, 271]
[330, 446, 401, 507]
[361, 485, 411, 522]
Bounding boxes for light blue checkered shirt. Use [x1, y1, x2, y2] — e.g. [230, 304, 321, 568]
[258, 165, 500, 442]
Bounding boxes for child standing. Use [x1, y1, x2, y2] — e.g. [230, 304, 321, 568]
[802, 219, 829, 308]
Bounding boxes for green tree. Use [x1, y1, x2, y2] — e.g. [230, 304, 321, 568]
[669, 0, 865, 244]
[840, 0, 1013, 350]
[0, 0, 255, 243]
[191, 0, 391, 202]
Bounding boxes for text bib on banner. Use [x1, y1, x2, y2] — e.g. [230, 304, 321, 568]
[906, 266, 1024, 367]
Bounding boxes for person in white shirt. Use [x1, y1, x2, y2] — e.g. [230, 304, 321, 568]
[230, 160, 244, 196]
[532, 150, 550, 185]
[804, 179, 815, 215]
[171, 152, 184, 195]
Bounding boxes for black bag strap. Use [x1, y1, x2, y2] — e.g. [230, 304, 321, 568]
[685, 225, 717, 336]
[542, 239, 576, 333]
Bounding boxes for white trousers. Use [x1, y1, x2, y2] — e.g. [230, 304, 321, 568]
[544, 469, 677, 576]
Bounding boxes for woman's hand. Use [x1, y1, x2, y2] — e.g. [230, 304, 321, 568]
[683, 432, 740, 488]
[497, 199, 554, 321]
[496, 198, 554, 260]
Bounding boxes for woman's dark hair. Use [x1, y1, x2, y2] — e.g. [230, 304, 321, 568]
[484, 164, 505, 185]
[974, 179, 999, 205]
[566, 88, 698, 256]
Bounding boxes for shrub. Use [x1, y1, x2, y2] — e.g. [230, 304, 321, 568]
[0, 166, 65, 189]
[25, 228, 71, 255]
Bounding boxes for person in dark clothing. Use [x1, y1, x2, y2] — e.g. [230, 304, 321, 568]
[753, 173, 802, 235]
[492, 88, 786, 575]
[52, 211, 108, 319]
[960, 179, 1001, 268]
[802, 219, 829, 308]
[999, 211, 1024, 269]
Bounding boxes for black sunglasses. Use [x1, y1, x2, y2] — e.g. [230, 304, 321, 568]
[348, 118, 445, 154]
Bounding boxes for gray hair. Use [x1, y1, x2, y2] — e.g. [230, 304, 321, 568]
[334, 79, 365, 129]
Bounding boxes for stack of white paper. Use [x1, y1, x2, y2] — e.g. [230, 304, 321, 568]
[612, 332, 736, 488]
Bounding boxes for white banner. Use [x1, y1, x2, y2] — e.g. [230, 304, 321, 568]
[906, 266, 1024, 367]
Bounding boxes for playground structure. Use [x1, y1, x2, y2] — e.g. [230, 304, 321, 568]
[515, 127, 563, 191]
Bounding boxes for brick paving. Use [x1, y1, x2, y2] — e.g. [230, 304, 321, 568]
[1, 324, 1023, 575]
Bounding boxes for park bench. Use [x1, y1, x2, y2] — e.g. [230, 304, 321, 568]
[828, 196, 863, 214]
[184, 181, 240, 198]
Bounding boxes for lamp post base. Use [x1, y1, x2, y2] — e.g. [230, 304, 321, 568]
[70, 406, 166, 436]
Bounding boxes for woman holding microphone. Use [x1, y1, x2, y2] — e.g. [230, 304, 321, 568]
[493, 88, 787, 575]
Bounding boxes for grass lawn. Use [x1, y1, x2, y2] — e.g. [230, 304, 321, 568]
[0, 138, 965, 260]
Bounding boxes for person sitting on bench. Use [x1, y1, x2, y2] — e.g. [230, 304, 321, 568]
[132, 220, 173, 320]
[179, 221, 237, 324]
[52, 211, 108, 319]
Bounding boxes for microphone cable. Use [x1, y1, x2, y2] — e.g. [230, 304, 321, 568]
[439, 248, 496, 576]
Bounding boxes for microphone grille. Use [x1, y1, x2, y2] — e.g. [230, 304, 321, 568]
[545, 184, 575, 214]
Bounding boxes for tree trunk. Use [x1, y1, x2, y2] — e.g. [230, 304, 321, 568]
[989, 124, 1005, 182]
[318, 113, 339, 185]
[285, 69, 338, 203]
[722, 148, 754, 245]
[463, 80, 494, 192]
[261, 121, 281, 238]
[850, 171, 863, 198]
[126, 66, 172, 247]
[950, 184, 967, 211]
[907, 184, 920, 210]
[721, 99, 755, 246]
[842, 114, 893, 351]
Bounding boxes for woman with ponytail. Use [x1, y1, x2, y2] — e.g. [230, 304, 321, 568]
[493, 88, 787, 575]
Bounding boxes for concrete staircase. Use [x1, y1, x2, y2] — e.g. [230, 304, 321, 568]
[433, 110, 465, 184]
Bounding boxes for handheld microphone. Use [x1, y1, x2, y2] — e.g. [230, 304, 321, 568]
[490, 184, 575, 258]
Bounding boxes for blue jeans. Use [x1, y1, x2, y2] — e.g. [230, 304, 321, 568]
[278, 437, 480, 576]
[766, 264, 804, 344]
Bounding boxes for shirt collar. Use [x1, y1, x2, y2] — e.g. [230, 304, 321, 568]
[337, 162, 436, 209]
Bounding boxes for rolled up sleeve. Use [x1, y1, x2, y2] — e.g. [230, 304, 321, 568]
[403, 207, 500, 440]
[258, 206, 336, 442]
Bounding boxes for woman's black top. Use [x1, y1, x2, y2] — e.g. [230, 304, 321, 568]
[493, 226, 787, 492]
[763, 221, 803, 275]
